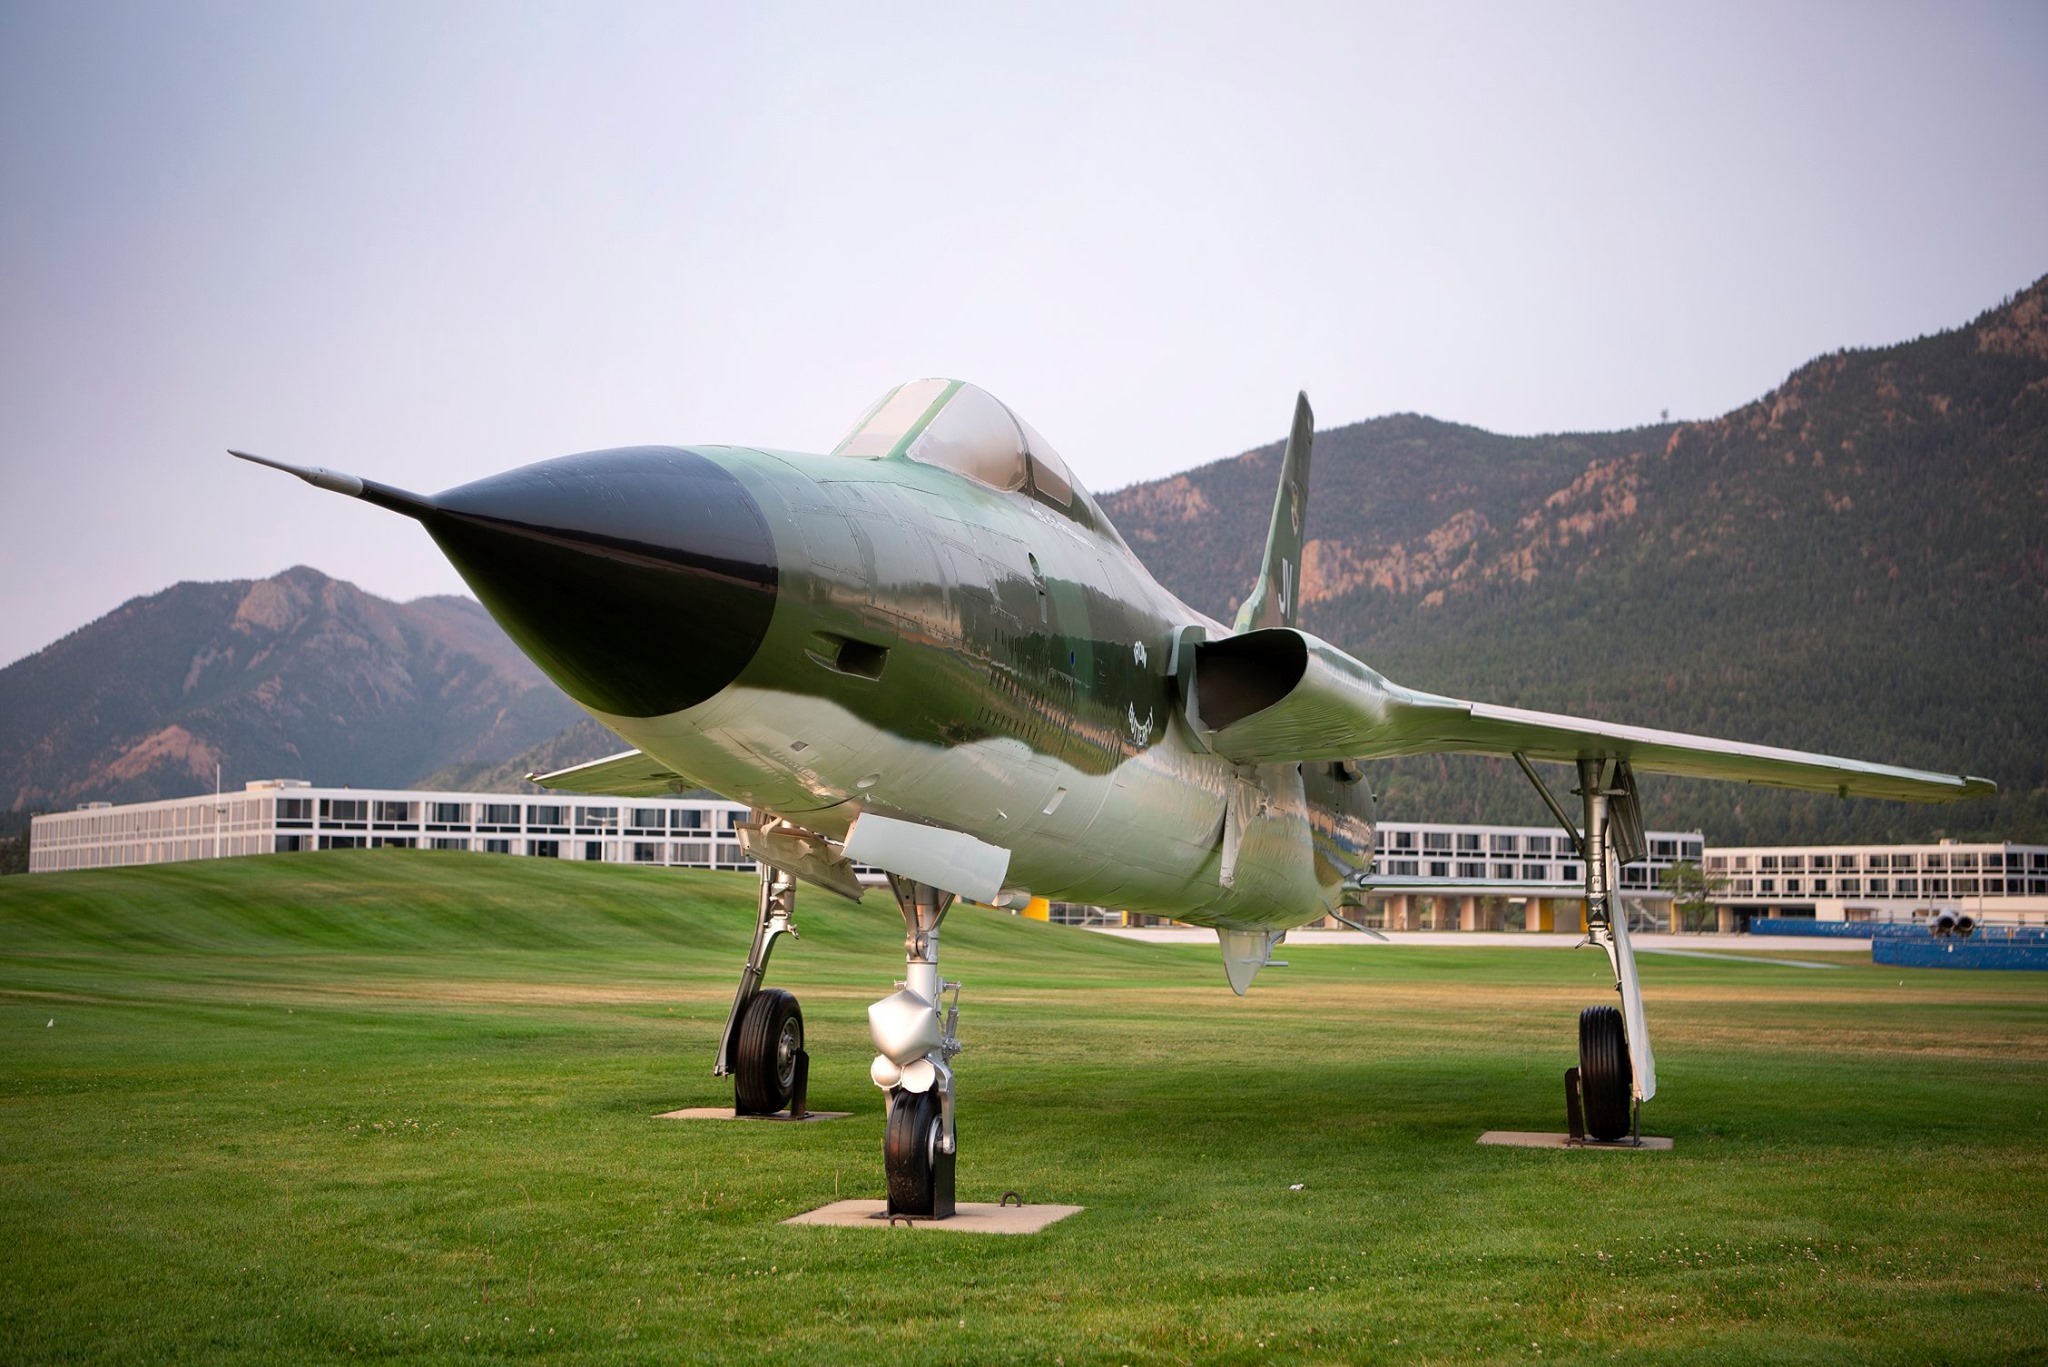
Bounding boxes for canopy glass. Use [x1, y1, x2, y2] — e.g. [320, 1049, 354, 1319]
[832, 379, 1076, 506]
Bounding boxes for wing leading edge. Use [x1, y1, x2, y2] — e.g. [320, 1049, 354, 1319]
[1188, 627, 1995, 804]
[528, 748, 695, 798]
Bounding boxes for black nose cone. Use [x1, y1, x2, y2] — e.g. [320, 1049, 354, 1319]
[423, 446, 778, 718]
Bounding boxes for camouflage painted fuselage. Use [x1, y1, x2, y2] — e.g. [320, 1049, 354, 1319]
[491, 441, 1374, 931]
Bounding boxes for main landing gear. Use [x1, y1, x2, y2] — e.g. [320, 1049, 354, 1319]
[867, 874, 963, 1219]
[1519, 754, 1655, 1144]
[714, 856, 810, 1117]
[1568, 756, 1649, 1142]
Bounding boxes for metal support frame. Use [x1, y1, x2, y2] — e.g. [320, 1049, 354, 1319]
[1513, 753, 1586, 860]
[713, 826, 799, 1078]
[1511, 751, 1620, 951]
[1522, 756, 1658, 1115]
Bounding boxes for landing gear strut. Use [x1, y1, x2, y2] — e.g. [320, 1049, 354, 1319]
[867, 874, 962, 1219]
[1569, 756, 1647, 1141]
[1517, 754, 1655, 1143]
[715, 846, 809, 1117]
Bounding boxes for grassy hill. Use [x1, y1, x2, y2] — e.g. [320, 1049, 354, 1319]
[2, 853, 2044, 1362]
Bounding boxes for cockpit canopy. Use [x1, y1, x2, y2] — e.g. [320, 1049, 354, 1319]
[832, 379, 1076, 506]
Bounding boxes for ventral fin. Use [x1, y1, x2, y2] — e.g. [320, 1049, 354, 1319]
[1217, 926, 1284, 995]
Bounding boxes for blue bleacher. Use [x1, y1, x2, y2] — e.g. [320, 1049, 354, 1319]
[1750, 917, 2048, 944]
[1873, 937, 2048, 971]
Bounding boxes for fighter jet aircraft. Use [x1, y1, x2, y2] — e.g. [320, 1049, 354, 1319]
[236, 378, 1993, 1214]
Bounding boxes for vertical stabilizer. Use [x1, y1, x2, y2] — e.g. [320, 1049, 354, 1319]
[1233, 392, 1314, 633]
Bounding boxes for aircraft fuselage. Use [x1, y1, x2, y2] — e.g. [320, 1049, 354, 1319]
[451, 441, 1373, 930]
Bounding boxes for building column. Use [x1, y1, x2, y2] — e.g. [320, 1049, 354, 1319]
[1717, 905, 1736, 934]
[1460, 895, 1478, 932]
[1387, 894, 1410, 932]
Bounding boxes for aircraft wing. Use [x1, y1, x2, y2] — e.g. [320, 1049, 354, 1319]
[1190, 628, 1996, 803]
[528, 748, 696, 798]
[1381, 696, 1994, 802]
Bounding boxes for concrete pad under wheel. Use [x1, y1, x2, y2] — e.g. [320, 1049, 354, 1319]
[783, 1199, 1084, 1233]
[654, 1107, 852, 1122]
[1478, 1130, 1674, 1151]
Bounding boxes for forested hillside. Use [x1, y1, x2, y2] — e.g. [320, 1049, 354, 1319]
[1103, 276, 2048, 842]
[421, 717, 621, 795]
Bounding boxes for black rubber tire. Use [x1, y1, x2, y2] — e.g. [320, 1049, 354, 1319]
[884, 1088, 942, 1214]
[1578, 1004, 1633, 1141]
[733, 988, 803, 1115]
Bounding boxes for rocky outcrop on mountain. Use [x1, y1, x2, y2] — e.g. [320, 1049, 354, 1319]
[0, 567, 583, 808]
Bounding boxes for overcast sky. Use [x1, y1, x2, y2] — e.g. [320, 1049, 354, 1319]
[2, 1, 2044, 667]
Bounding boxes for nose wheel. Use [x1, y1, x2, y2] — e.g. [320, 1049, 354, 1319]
[871, 874, 963, 1219]
[883, 1087, 955, 1218]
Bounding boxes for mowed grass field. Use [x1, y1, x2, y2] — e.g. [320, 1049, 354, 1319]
[2, 853, 2044, 1365]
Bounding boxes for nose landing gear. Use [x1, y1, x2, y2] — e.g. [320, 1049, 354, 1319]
[869, 874, 962, 1219]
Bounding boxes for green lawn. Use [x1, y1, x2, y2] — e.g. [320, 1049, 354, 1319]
[2, 852, 2044, 1364]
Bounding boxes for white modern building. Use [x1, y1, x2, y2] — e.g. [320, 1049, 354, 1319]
[1337, 820, 1698, 933]
[29, 782, 2044, 931]
[1706, 840, 2048, 925]
[27, 785, 1699, 931]
[28, 779, 764, 874]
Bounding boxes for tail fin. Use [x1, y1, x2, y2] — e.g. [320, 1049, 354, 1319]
[1232, 391, 1313, 633]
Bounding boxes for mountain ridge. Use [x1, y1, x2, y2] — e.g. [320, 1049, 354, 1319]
[1097, 274, 2048, 841]
[0, 566, 584, 810]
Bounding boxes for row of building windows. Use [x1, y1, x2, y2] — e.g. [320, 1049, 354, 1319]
[281, 834, 761, 867]
[1724, 875, 2048, 899]
[1380, 859, 1588, 883]
[284, 798, 744, 835]
[1377, 828, 1703, 861]
[1708, 850, 2048, 874]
